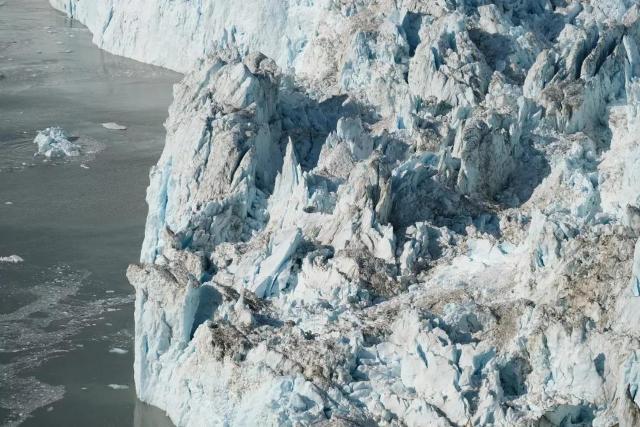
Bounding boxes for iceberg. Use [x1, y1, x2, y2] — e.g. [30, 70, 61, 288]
[0, 255, 24, 263]
[33, 127, 80, 158]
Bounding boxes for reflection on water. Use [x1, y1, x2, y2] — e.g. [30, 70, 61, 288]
[0, 136, 37, 171]
[0, 0, 179, 425]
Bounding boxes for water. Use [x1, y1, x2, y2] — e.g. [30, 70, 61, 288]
[0, 0, 180, 425]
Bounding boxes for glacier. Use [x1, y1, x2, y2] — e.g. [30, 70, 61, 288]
[50, 0, 640, 426]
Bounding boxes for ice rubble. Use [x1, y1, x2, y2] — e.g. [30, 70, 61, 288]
[53, 0, 640, 426]
[33, 127, 79, 158]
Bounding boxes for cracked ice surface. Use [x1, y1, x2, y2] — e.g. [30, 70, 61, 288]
[52, 0, 640, 426]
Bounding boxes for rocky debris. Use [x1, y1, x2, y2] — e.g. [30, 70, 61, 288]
[54, 0, 640, 425]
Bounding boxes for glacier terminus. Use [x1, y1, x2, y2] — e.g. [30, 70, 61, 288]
[50, 0, 640, 426]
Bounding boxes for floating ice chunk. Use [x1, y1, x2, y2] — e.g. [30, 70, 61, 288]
[107, 384, 129, 390]
[0, 255, 24, 263]
[33, 127, 80, 158]
[80, 164, 90, 169]
[109, 348, 129, 355]
[5, 201, 13, 205]
[101, 122, 127, 130]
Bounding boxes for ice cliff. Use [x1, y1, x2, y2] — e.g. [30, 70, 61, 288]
[51, 0, 640, 425]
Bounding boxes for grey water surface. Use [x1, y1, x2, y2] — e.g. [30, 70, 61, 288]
[0, 0, 180, 425]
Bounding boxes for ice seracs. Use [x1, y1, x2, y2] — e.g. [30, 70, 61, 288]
[54, 0, 640, 426]
[631, 239, 640, 297]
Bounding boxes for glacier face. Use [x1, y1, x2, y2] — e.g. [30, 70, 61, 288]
[51, 0, 640, 426]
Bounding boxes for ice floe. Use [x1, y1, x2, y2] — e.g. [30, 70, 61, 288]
[101, 122, 127, 131]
